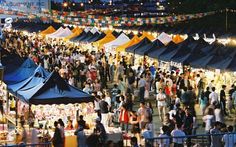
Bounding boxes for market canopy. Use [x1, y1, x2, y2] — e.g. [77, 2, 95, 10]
[172, 35, 184, 44]
[206, 46, 236, 70]
[81, 32, 99, 43]
[64, 28, 82, 41]
[70, 31, 87, 42]
[223, 51, 236, 71]
[116, 35, 141, 52]
[139, 32, 155, 41]
[93, 33, 116, 49]
[147, 41, 177, 59]
[90, 27, 100, 34]
[158, 37, 195, 62]
[172, 38, 209, 64]
[79, 31, 94, 42]
[17, 71, 94, 105]
[135, 39, 164, 56]
[126, 37, 152, 53]
[157, 32, 172, 45]
[40, 26, 56, 37]
[7, 65, 50, 96]
[4, 58, 37, 85]
[87, 32, 106, 43]
[46, 27, 64, 38]
[104, 33, 130, 52]
[72, 27, 79, 33]
[47, 27, 72, 38]
[190, 44, 223, 68]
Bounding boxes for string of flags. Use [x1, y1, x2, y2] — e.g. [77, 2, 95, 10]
[0, 8, 233, 27]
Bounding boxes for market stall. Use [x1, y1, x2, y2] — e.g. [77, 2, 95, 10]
[47, 27, 72, 39]
[104, 33, 130, 54]
[40, 26, 56, 37]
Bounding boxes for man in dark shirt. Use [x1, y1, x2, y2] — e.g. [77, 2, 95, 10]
[127, 71, 135, 94]
[94, 117, 107, 145]
[220, 85, 227, 115]
[99, 96, 109, 129]
[204, 87, 211, 103]
[183, 108, 194, 147]
[78, 115, 89, 129]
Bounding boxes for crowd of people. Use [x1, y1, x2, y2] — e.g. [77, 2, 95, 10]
[1, 28, 236, 147]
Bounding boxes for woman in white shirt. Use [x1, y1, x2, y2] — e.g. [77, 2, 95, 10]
[214, 104, 224, 123]
[156, 88, 167, 122]
[202, 108, 215, 133]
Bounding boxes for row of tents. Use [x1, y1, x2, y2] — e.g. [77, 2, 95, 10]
[11, 21, 236, 71]
[1, 49, 93, 105]
[37, 24, 184, 52]
[127, 37, 236, 71]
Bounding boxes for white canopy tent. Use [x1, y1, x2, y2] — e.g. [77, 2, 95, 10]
[46, 27, 64, 38]
[104, 33, 130, 53]
[157, 32, 172, 45]
[47, 27, 72, 38]
[90, 27, 100, 34]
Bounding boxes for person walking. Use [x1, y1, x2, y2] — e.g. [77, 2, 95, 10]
[203, 108, 215, 134]
[156, 88, 167, 122]
[138, 75, 146, 102]
[220, 85, 228, 116]
[99, 95, 109, 130]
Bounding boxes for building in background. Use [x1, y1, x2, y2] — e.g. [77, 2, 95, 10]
[2, 0, 51, 13]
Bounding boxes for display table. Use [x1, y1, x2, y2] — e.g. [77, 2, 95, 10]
[65, 136, 77, 147]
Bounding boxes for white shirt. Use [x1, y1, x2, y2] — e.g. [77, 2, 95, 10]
[79, 55, 85, 63]
[171, 129, 186, 144]
[203, 115, 215, 131]
[214, 108, 223, 123]
[94, 100, 100, 111]
[105, 96, 111, 107]
[158, 134, 170, 147]
[168, 110, 176, 120]
[209, 91, 218, 104]
[222, 133, 236, 147]
[156, 93, 167, 107]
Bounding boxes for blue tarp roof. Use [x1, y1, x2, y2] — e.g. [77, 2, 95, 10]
[7, 65, 50, 97]
[135, 39, 164, 56]
[147, 41, 176, 59]
[126, 37, 152, 53]
[79, 32, 94, 42]
[81, 32, 99, 42]
[70, 31, 86, 42]
[89, 32, 106, 43]
[3, 58, 37, 85]
[206, 47, 236, 70]
[17, 71, 93, 105]
[169, 38, 206, 63]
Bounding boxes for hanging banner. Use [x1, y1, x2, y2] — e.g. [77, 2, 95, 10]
[0, 7, 220, 27]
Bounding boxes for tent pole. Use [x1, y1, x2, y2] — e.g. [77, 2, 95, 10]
[28, 104, 31, 125]
[15, 98, 18, 130]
